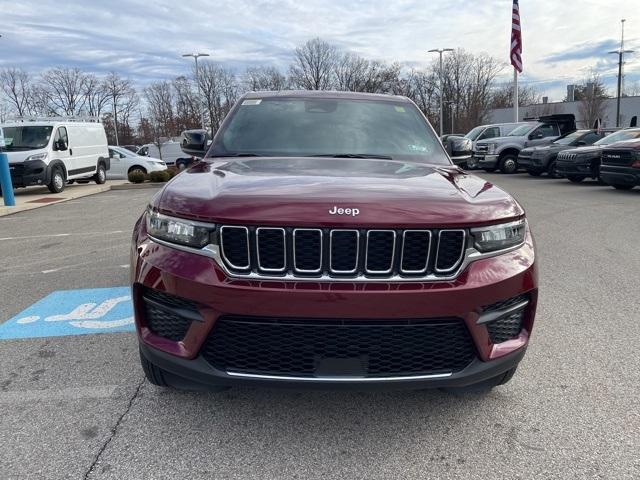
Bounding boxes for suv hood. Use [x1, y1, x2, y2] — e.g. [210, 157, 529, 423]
[558, 145, 603, 156]
[156, 157, 523, 228]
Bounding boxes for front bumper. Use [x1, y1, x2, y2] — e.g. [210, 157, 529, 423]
[518, 155, 547, 171]
[475, 154, 499, 168]
[600, 166, 640, 186]
[556, 158, 598, 177]
[8, 160, 49, 188]
[132, 221, 538, 389]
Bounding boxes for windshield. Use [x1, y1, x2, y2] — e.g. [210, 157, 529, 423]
[595, 130, 640, 145]
[465, 126, 484, 141]
[209, 97, 450, 165]
[508, 124, 534, 137]
[1, 126, 53, 151]
[553, 130, 586, 145]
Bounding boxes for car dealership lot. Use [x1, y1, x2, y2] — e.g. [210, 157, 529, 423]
[0, 176, 639, 480]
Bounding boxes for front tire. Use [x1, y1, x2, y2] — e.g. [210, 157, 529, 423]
[547, 160, 562, 179]
[528, 170, 542, 177]
[612, 184, 634, 190]
[47, 166, 65, 193]
[94, 163, 106, 184]
[567, 175, 585, 183]
[499, 154, 518, 174]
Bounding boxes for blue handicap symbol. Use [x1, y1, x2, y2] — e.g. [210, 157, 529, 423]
[0, 287, 135, 340]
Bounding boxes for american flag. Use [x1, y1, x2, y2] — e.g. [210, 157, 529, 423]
[511, 0, 523, 73]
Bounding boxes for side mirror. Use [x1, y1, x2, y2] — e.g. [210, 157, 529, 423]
[181, 129, 208, 156]
[577, 141, 587, 146]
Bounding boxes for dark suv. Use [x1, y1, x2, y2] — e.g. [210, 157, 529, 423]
[556, 128, 640, 183]
[131, 91, 538, 392]
[518, 129, 605, 178]
[600, 139, 640, 190]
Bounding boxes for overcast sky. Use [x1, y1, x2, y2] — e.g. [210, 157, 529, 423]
[2, 0, 639, 101]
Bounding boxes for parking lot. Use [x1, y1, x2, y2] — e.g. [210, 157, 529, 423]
[0, 174, 639, 480]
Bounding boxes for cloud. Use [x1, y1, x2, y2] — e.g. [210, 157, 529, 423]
[544, 39, 621, 63]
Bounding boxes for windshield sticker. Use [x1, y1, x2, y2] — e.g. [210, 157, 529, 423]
[408, 144, 428, 152]
[394, 106, 406, 113]
[242, 99, 262, 106]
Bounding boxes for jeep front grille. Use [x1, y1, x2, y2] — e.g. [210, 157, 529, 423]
[217, 225, 468, 280]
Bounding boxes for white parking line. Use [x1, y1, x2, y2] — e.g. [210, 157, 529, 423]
[0, 385, 118, 404]
[0, 230, 125, 241]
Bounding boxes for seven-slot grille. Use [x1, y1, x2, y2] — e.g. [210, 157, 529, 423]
[218, 226, 466, 279]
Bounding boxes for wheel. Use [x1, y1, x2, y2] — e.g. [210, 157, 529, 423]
[499, 154, 518, 174]
[528, 170, 542, 177]
[47, 166, 65, 193]
[612, 184, 634, 190]
[483, 167, 497, 173]
[440, 367, 518, 394]
[567, 175, 585, 183]
[547, 161, 562, 179]
[177, 162, 187, 171]
[94, 163, 106, 184]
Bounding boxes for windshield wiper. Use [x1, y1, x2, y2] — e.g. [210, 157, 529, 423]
[309, 153, 393, 160]
[213, 153, 263, 158]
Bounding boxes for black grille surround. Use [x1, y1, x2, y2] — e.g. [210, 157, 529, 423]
[217, 225, 469, 280]
[201, 316, 477, 378]
[142, 288, 202, 341]
[602, 150, 636, 167]
[481, 293, 530, 344]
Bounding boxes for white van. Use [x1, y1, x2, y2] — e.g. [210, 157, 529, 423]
[137, 141, 194, 169]
[0, 119, 109, 193]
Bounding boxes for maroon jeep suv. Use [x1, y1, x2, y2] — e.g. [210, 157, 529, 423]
[131, 91, 538, 391]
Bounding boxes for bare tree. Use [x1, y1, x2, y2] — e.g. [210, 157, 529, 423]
[491, 82, 541, 109]
[84, 74, 110, 117]
[173, 75, 201, 131]
[289, 38, 338, 90]
[198, 62, 239, 133]
[104, 72, 136, 144]
[245, 66, 288, 91]
[577, 73, 608, 128]
[402, 70, 439, 123]
[40, 67, 89, 115]
[626, 80, 640, 97]
[144, 80, 175, 139]
[0, 68, 34, 116]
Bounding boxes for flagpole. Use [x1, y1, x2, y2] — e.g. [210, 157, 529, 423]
[514, 67, 519, 122]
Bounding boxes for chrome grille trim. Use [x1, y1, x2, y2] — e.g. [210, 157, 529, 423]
[364, 230, 396, 274]
[292, 228, 323, 274]
[256, 227, 286, 273]
[329, 229, 360, 274]
[400, 230, 432, 274]
[219, 226, 250, 270]
[434, 229, 466, 273]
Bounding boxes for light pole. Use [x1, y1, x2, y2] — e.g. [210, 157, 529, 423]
[428, 48, 454, 136]
[608, 19, 634, 127]
[182, 52, 210, 131]
[444, 100, 456, 134]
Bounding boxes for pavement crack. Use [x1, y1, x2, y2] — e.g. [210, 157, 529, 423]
[82, 377, 145, 480]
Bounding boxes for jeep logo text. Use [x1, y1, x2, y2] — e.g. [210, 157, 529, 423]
[329, 206, 360, 216]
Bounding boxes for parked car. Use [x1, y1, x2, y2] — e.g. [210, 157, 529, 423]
[132, 91, 538, 393]
[474, 114, 576, 174]
[121, 144, 140, 153]
[465, 123, 526, 169]
[600, 139, 640, 190]
[0, 119, 109, 193]
[137, 141, 195, 169]
[556, 128, 640, 183]
[441, 135, 472, 168]
[518, 129, 606, 178]
[107, 146, 167, 180]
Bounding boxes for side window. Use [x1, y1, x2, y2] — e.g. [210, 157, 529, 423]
[479, 127, 500, 140]
[581, 132, 601, 145]
[534, 124, 558, 138]
[138, 146, 148, 156]
[54, 127, 68, 150]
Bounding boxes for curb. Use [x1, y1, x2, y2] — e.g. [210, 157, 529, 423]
[0, 182, 159, 217]
[110, 182, 166, 191]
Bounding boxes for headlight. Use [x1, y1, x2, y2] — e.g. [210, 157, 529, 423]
[146, 210, 214, 248]
[486, 143, 497, 154]
[26, 152, 48, 162]
[471, 219, 526, 253]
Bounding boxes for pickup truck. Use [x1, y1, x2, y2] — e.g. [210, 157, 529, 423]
[474, 114, 576, 174]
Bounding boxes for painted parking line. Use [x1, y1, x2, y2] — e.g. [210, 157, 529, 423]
[0, 287, 135, 340]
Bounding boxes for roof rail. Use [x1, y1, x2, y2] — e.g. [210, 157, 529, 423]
[4, 115, 101, 123]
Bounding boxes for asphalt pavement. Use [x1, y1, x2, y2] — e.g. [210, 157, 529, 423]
[0, 174, 639, 480]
